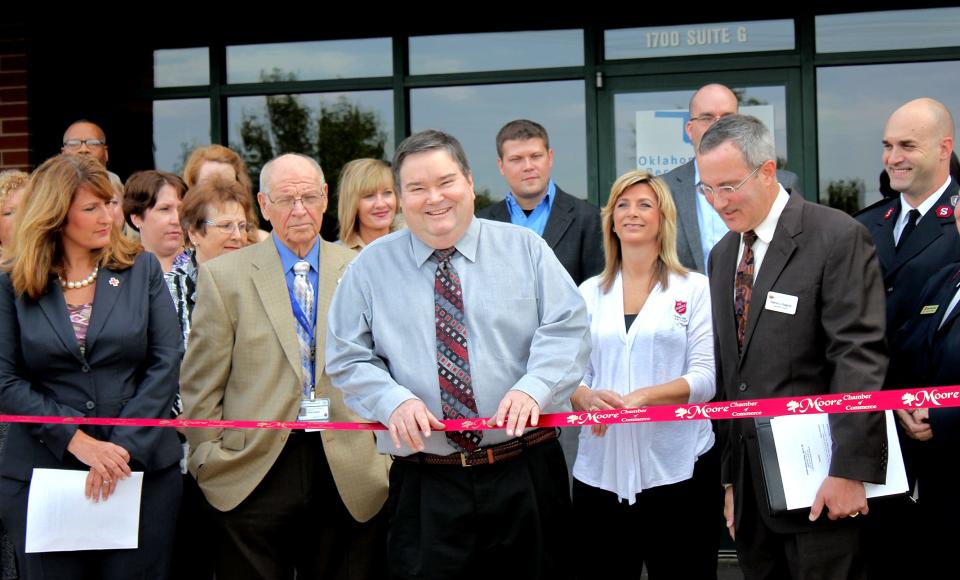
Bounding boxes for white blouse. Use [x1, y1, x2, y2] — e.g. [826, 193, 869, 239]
[572, 270, 716, 504]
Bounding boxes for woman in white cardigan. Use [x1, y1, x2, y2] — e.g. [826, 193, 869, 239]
[570, 170, 720, 580]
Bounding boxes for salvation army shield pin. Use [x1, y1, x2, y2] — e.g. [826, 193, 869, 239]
[673, 300, 690, 326]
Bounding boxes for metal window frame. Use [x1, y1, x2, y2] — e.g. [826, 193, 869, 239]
[143, 14, 960, 206]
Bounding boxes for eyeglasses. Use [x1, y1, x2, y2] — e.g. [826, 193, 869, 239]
[204, 220, 251, 234]
[266, 193, 325, 210]
[697, 164, 764, 199]
[689, 113, 734, 125]
[63, 139, 107, 149]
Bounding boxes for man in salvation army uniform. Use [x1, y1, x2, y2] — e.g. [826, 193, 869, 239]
[854, 97, 960, 579]
[885, 203, 960, 572]
[855, 98, 960, 339]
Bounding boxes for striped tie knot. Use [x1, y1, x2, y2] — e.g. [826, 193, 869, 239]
[433, 247, 456, 264]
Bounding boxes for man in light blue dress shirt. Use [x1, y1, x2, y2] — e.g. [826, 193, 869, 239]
[327, 130, 590, 578]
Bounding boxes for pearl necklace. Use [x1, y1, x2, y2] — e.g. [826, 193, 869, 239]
[59, 266, 99, 289]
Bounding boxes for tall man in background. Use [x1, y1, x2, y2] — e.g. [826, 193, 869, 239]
[664, 84, 801, 273]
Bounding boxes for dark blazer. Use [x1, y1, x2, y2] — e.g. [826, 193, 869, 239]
[664, 159, 802, 273]
[855, 179, 960, 341]
[709, 192, 888, 535]
[888, 263, 960, 505]
[477, 186, 603, 285]
[0, 252, 182, 480]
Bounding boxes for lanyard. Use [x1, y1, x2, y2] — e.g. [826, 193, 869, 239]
[288, 285, 315, 344]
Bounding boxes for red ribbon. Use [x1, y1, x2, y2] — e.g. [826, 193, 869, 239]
[2, 386, 958, 431]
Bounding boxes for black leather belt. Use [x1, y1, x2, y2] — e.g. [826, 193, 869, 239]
[394, 428, 557, 467]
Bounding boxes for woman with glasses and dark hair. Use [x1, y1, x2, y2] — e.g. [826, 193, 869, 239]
[167, 176, 256, 580]
[168, 176, 256, 352]
[570, 169, 719, 579]
[0, 155, 181, 579]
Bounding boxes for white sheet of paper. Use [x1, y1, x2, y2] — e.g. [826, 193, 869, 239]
[25, 469, 143, 553]
[770, 410, 908, 511]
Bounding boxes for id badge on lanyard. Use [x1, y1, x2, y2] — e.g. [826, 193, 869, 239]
[299, 391, 330, 432]
[289, 286, 325, 430]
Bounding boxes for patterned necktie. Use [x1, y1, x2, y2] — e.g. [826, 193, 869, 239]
[897, 208, 921, 251]
[293, 260, 314, 397]
[433, 248, 482, 452]
[734, 230, 758, 354]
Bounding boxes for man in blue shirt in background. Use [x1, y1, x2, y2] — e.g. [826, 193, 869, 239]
[478, 119, 603, 286]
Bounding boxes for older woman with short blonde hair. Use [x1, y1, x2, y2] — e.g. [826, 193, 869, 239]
[0, 167, 26, 580]
[0, 170, 29, 253]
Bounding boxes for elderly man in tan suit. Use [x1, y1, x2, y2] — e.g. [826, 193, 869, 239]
[181, 153, 389, 579]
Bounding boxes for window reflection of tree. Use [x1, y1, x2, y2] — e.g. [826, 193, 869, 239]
[826, 179, 865, 215]
[234, 69, 388, 239]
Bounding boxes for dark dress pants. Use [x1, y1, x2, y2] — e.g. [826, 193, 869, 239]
[571, 442, 722, 580]
[735, 454, 866, 580]
[387, 436, 573, 580]
[171, 471, 216, 580]
[213, 431, 387, 580]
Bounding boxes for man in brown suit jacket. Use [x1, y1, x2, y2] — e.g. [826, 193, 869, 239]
[700, 116, 888, 579]
[181, 153, 389, 579]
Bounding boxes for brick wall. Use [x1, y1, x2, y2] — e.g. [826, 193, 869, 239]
[0, 34, 28, 172]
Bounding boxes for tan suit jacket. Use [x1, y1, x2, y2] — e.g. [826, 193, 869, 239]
[181, 237, 389, 520]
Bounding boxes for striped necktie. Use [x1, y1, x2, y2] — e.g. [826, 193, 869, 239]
[293, 260, 314, 397]
[433, 248, 482, 452]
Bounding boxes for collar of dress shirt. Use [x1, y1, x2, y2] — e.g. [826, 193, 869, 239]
[504, 179, 556, 216]
[898, 175, 951, 222]
[272, 233, 320, 273]
[751, 185, 790, 246]
[411, 217, 481, 268]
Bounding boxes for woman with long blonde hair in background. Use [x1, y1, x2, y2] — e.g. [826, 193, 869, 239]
[337, 158, 401, 250]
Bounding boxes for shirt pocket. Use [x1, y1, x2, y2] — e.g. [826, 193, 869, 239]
[475, 297, 539, 364]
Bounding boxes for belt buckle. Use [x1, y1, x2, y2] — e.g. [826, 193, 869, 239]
[460, 448, 495, 467]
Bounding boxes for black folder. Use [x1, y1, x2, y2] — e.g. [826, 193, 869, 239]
[755, 417, 790, 515]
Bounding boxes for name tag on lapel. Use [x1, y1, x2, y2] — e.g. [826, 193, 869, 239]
[765, 291, 798, 315]
[920, 305, 939, 315]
